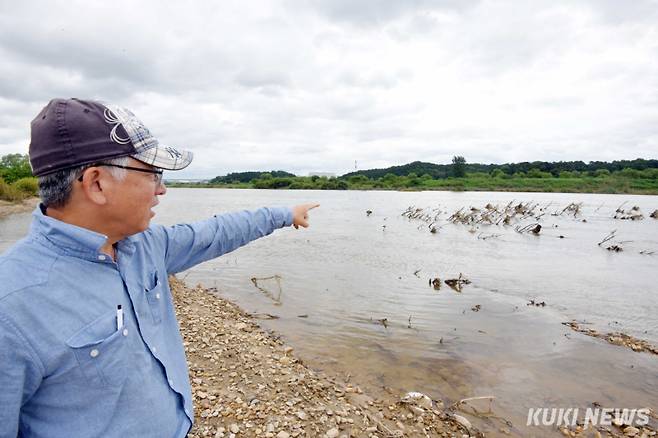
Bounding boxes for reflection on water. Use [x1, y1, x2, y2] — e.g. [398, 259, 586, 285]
[2, 189, 657, 436]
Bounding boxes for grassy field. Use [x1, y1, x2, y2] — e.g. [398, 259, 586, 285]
[167, 174, 658, 195]
[0, 177, 38, 202]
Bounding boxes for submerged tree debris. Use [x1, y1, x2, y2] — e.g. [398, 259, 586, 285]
[403, 201, 596, 239]
[428, 275, 472, 293]
[250, 275, 283, 305]
[402, 206, 445, 234]
[614, 205, 644, 220]
[445, 201, 549, 226]
[598, 230, 617, 246]
[563, 321, 658, 356]
[402, 206, 443, 223]
[515, 223, 541, 234]
[429, 277, 442, 290]
[597, 230, 628, 252]
[558, 202, 583, 217]
[477, 232, 501, 240]
[444, 274, 471, 292]
[403, 202, 653, 246]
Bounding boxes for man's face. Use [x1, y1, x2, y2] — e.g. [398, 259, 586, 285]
[107, 158, 166, 235]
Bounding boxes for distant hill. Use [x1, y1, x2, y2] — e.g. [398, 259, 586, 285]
[341, 159, 658, 179]
[210, 170, 296, 184]
[342, 161, 456, 179]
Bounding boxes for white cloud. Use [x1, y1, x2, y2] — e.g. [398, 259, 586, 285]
[0, 0, 657, 178]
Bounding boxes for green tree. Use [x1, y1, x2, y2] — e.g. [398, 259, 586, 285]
[382, 173, 398, 185]
[593, 169, 611, 178]
[618, 168, 641, 178]
[405, 172, 421, 187]
[451, 156, 466, 178]
[527, 168, 552, 178]
[0, 153, 32, 183]
[348, 175, 369, 185]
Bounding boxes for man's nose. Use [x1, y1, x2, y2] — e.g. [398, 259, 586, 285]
[156, 181, 167, 196]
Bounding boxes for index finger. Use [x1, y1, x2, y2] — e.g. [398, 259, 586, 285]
[305, 203, 320, 211]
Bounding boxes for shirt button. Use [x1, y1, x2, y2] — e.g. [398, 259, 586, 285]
[168, 379, 174, 386]
[122, 329, 129, 336]
[90, 349, 99, 358]
[97, 255, 106, 261]
[152, 347, 158, 353]
[155, 293, 161, 299]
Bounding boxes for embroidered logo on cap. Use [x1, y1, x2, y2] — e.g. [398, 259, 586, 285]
[103, 108, 131, 145]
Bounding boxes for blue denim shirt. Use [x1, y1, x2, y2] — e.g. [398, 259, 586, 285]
[0, 205, 292, 438]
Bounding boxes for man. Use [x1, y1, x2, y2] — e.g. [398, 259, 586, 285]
[0, 98, 318, 437]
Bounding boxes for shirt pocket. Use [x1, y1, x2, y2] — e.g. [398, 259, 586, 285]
[66, 310, 129, 388]
[144, 271, 163, 324]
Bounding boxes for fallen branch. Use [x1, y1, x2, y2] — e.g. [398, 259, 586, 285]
[250, 275, 283, 305]
[597, 230, 617, 246]
[515, 223, 541, 234]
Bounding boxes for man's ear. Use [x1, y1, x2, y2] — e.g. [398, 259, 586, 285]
[79, 168, 109, 206]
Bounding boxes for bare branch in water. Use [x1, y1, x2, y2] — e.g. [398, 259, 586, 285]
[250, 275, 283, 305]
[597, 230, 617, 246]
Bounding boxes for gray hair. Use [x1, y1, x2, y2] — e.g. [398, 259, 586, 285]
[38, 156, 130, 208]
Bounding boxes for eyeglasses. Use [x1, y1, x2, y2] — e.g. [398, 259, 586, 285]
[77, 163, 164, 185]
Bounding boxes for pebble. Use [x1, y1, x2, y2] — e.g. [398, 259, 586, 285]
[325, 428, 340, 438]
[624, 426, 640, 437]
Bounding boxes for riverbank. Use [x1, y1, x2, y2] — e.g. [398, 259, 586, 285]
[171, 277, 658, 438]
[0, 198, 38, 219]
[171, 277, 479, 437]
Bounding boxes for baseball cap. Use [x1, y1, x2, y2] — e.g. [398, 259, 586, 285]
[29, 98, 193, 176]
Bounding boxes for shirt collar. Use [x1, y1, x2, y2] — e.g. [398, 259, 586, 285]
[30, 204, 138, 261]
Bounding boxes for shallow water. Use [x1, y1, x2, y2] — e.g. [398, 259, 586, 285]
[2, 188, 657, 436]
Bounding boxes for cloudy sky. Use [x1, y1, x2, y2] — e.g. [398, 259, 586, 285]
[1, 0, 657, 178]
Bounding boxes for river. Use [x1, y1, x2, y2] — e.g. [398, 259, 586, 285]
[2, 188, 656, 436]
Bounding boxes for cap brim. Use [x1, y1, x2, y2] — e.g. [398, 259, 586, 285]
[132, 144, 193, 171]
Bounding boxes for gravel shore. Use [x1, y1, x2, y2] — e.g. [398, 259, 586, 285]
[170, 277, 474, 438]
[0, 198, 38, 219]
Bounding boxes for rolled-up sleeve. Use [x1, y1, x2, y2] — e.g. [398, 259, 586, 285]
[153, 207, 293, 274]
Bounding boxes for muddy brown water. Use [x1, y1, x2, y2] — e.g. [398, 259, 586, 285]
[2, 188, 657, 437]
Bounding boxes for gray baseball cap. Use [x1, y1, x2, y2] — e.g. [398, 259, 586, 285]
[29, 98, 193, 176]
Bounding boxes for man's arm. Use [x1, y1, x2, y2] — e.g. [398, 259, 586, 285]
[0, 314, 43, 438]
[154, 204, 318, 274]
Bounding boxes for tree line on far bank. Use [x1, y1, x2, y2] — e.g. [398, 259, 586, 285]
[3, 153, 658, 198]
[202, 157, 658, 194]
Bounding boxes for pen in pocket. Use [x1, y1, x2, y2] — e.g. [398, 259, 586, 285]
[116, 305, 123, 330]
